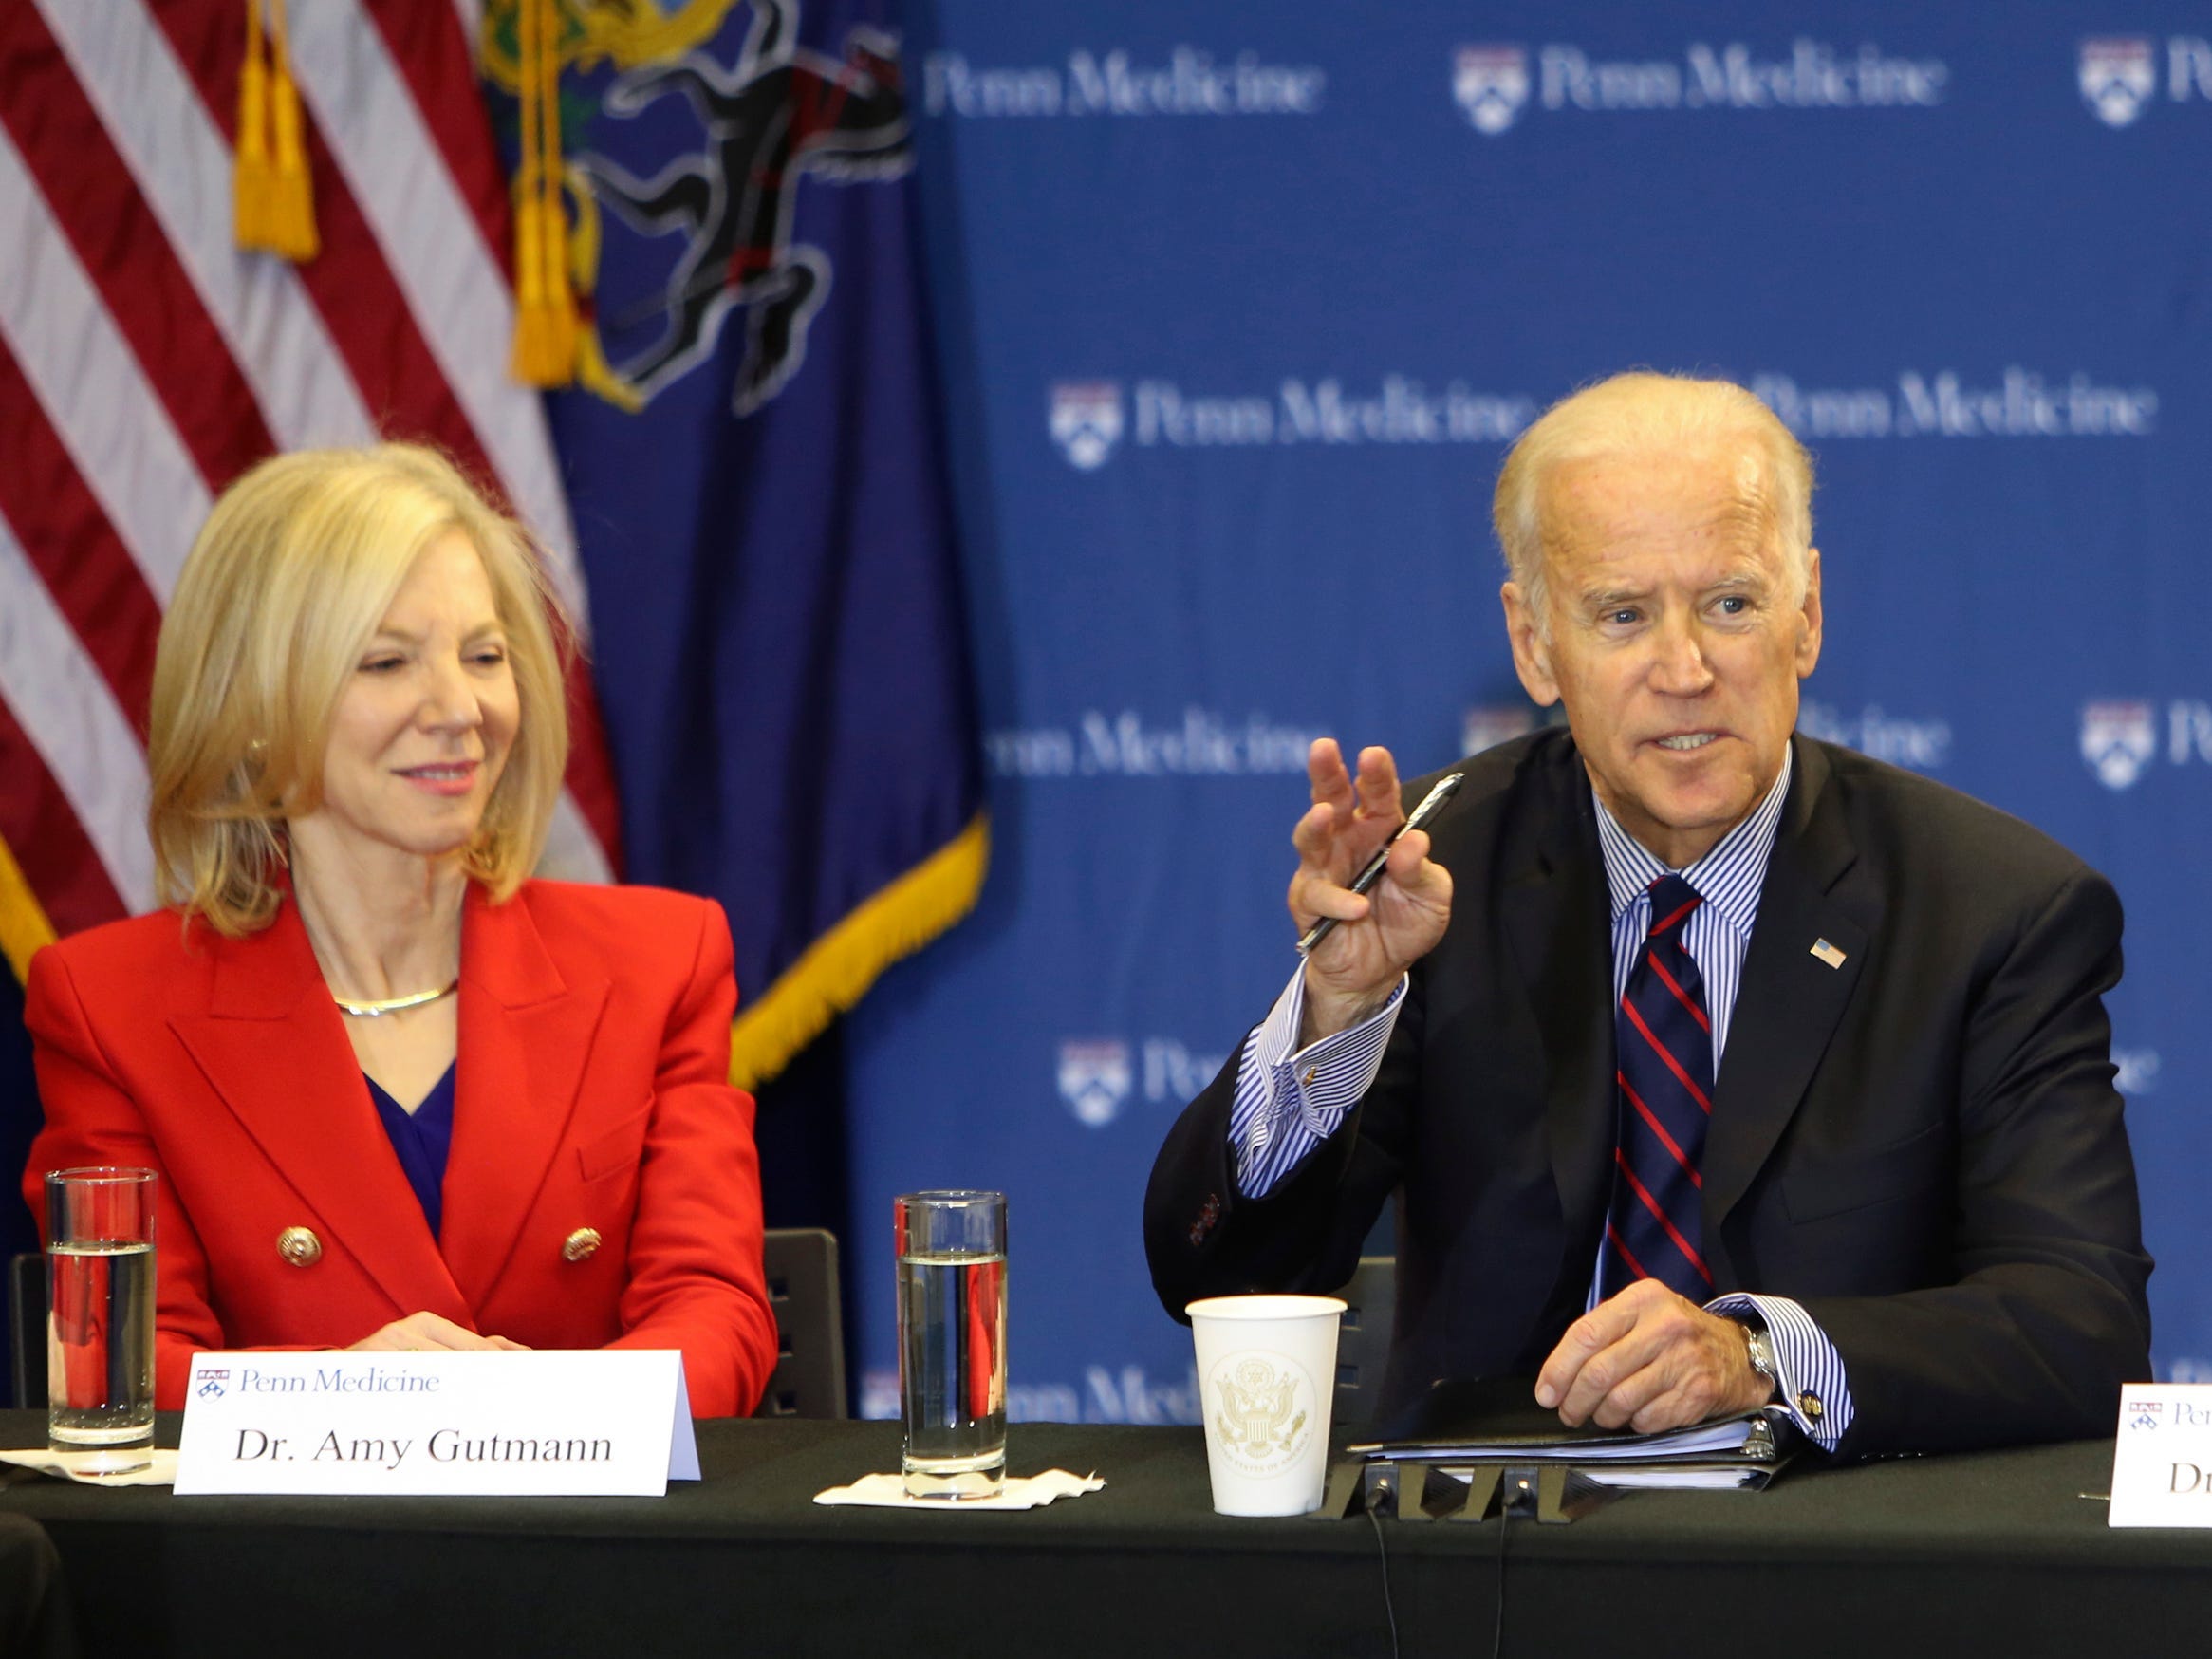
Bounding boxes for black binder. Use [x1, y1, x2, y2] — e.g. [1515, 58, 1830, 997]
[1344, 1376, 1792, 1492]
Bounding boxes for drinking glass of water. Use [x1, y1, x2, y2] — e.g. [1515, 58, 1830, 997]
[46, 1167, 158, 1475]
[895, 1190, 1006, 1500]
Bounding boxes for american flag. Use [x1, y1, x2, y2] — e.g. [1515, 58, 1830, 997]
[0, 0, 621, 981]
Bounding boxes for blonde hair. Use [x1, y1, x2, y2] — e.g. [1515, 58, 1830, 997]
[148, 443, 570, 935]
[1493, 372, 1814, 623]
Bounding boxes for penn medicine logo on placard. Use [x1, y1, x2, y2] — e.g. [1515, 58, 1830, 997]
[1207, 1352, 1314, 1477]
[2080, 38, 2157, 126]
[1057, 1039, 1132, 1126]
[1454, 47, 1531, 133]
[2080, 700, 2157, 790]
[1050, 382, 1125, 469]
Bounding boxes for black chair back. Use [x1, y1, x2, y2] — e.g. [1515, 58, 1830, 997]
[753, 1226, 848, 1420]
[9, 1251, 44, 1410]
[1331, 1254, 1395, 1431]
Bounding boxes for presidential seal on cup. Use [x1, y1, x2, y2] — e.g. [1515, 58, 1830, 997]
[1186, 1294, 1346, 1516]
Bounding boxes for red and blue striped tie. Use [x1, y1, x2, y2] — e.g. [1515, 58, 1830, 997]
[1601, 873, 1715, 1302]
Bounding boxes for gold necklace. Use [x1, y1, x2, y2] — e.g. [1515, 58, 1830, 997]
[332, 980, 458, 1018]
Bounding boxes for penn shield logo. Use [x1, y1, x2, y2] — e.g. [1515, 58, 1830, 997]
[2080, 699, 2157, 789]
[1050, 382, 1125, 469]
[2079, 38, 2157, 126]
[1462, 703, 1539, 756]
[1454, 46, 1531, 133]
[2113, 1048, 2161, 1095]
[1057, 1039, 1133, 1127]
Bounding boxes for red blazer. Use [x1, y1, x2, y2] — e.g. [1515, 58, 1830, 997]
[23, 880, 776, 1417]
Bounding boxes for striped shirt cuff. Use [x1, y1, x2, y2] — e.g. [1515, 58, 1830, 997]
[1706, 1292, 1854, 1453]
[1227, 967, 1407, 1197]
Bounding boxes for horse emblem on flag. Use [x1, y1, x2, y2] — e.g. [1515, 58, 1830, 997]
[484, 0, 913, 415]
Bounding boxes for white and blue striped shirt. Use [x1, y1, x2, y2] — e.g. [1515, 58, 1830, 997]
[1226, 746, 1854, 1450]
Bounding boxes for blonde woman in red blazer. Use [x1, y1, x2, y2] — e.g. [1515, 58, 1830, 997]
[24, 445, 775, 1416]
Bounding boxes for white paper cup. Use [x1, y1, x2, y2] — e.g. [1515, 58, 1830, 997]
[1187, 1294, 1346, 1517]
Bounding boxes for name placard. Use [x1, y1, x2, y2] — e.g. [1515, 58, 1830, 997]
[2109, 1384, 2212, 1526]
[175, 1351, 700, 1497]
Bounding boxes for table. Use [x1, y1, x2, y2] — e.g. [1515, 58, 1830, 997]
[2, 1411, 2208, 1658]
[0, 1510, 74, 1659]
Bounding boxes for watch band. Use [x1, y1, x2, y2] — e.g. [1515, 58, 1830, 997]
[1743, 1322, 1779, 1395]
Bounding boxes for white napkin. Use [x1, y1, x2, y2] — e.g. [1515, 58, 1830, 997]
[813, 1469, 1104, 1510]
[0, 1447, 178, 1486]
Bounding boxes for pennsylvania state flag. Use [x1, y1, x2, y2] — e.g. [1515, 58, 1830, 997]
[483, 0, 984, 1085]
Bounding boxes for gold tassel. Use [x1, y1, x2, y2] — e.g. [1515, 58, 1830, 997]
[232, 0, 273, 250]
[263, 0, 319, 260]
[233, 1, 317, 263]
[510, 0, 578, 385]
[532, 7, 579, 381]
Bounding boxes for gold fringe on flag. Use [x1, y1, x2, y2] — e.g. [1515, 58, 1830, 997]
[727, 814, 992, 1090]
[0, 832, 59, 988]
[233, 1, 318, 262]
[564, 161, 645, 412]
[510, 0, 579, 385]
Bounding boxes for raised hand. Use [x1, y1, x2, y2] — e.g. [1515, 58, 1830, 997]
[1289, 739, 1453, 1041]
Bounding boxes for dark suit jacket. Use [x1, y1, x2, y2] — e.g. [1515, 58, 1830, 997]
[1145, 732, 2152, 1456]
[24, 881, 777, 1417]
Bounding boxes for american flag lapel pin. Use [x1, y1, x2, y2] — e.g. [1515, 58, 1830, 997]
[1809, 938, 1848, 970]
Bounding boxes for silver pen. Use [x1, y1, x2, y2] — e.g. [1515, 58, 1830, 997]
[1296, 772, 1464, 955]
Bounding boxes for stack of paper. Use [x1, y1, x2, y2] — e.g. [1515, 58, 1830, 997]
[1345, 1376, 1791, 1490]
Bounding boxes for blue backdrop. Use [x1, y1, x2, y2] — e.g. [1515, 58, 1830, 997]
[837, 1, 2212, 1422]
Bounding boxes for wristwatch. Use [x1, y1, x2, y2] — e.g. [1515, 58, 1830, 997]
[1742, 1321, 1779, 1399]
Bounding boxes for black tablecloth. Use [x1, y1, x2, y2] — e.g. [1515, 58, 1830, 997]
[0, 1509, 75, 1659]
[1, 1411, 2208, 1657]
